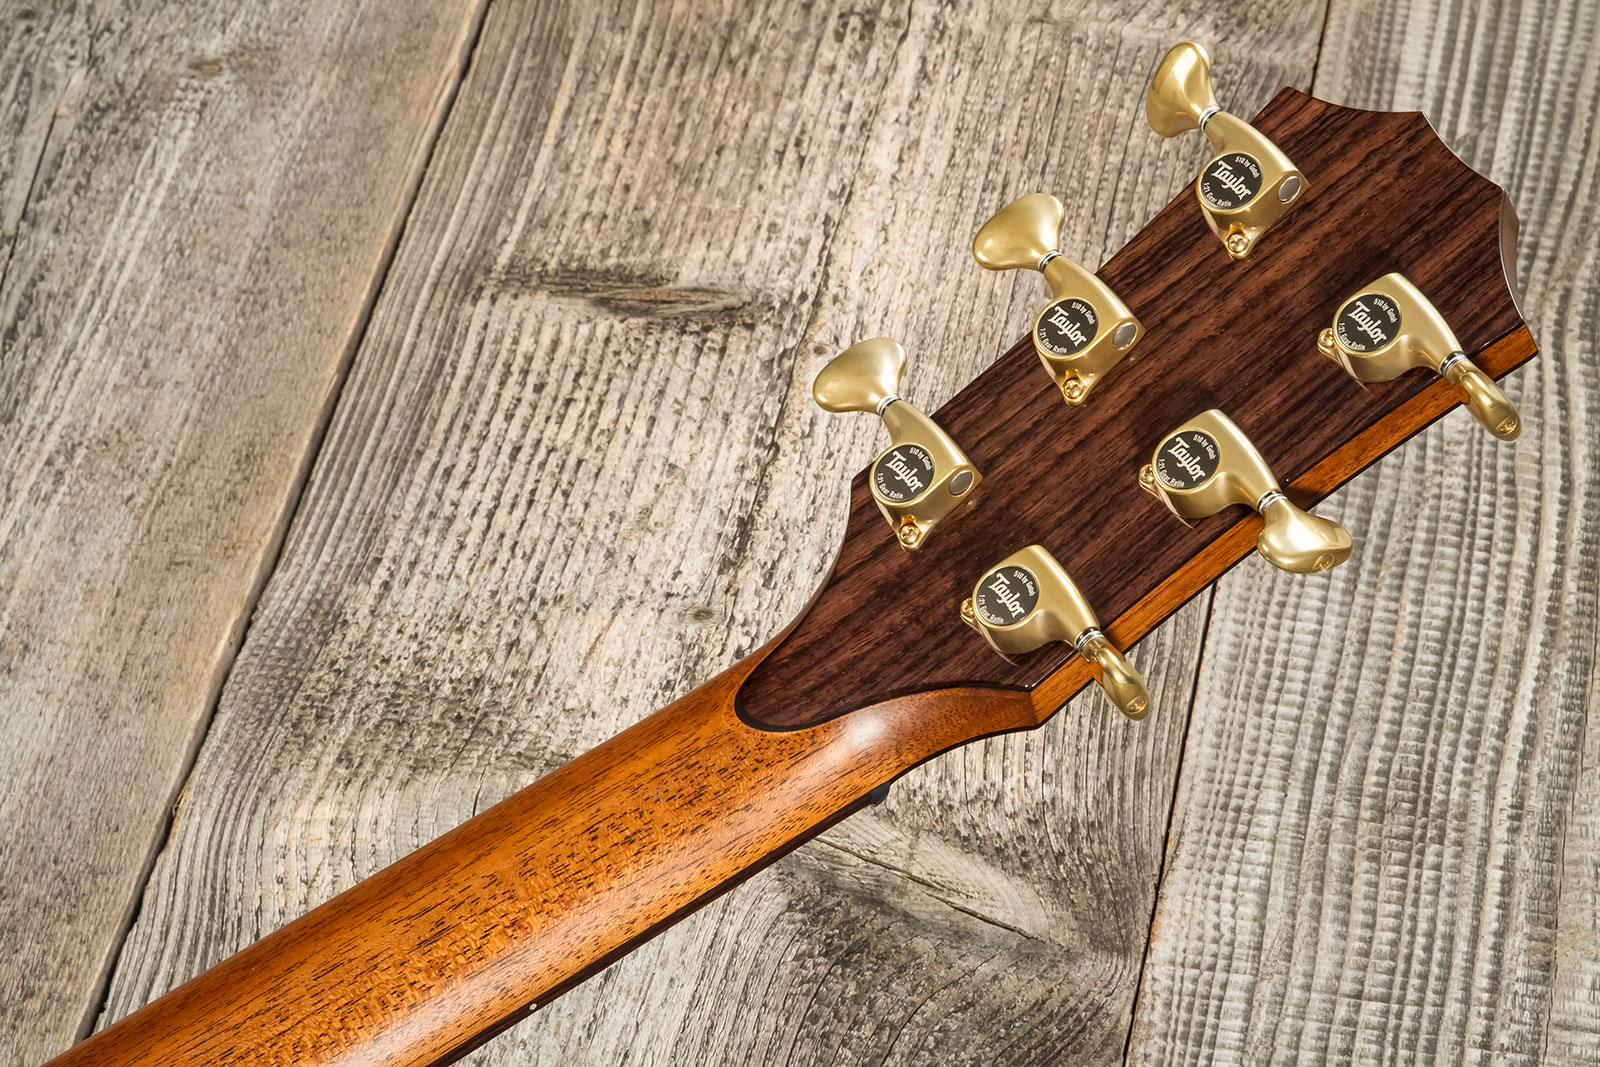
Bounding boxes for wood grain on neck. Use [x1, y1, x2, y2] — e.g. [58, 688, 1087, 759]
[45, 647, 1042, 1067]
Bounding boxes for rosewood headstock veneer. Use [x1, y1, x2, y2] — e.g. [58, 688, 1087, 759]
[743, 81, 1532, 730]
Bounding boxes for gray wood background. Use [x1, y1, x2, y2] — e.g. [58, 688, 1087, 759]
[1, 0, 1593, 1064]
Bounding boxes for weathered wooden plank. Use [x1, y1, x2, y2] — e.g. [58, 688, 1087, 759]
[93, 1, 1327, 1064]
[0, 2, 485, 1063]
[1127, 0, 1600, 1064]
[0, 2, 83, 277]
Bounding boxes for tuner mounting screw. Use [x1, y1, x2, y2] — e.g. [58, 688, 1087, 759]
[1225, 230, 1250, 257]
[897, 521, 922, 548]
[1061, 377, 1087, 404]
[1317, 327, 1338, 360]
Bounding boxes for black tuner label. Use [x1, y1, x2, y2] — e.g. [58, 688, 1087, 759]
[1335, 293, 1402, 353]
[1035, 297, 1099, 358]
[872, 444, 936, 504]
[973, 565, 1039, 628]
[1154, 429, 1221, 490]
[1198, 152, 1263, 210]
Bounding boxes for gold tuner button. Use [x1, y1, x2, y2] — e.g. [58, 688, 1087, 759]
[960, 545, 1150, 719]
[813, 338, 982, 551]
[972, 193, 1143, 406]
[1146, 42, 1308, 260]
[1318, 272, 1521, 441]
[1139, 409, 1352, 574]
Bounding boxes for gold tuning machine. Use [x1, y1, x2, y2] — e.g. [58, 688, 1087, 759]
[1146, 42, 1308, 260]
[1317, 272, 1521, 441]
[814, 338, 981, 551]
[1139, 409, 1352, 574]
[972, 194, 1143, 406]
[960, 545, 1150, 719]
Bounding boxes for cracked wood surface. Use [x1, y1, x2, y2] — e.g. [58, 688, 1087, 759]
[0, 2, 486, 1063]
[2, 0, 1594, 1065]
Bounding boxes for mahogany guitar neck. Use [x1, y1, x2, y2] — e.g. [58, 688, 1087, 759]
[47, 653, 1041, 1067]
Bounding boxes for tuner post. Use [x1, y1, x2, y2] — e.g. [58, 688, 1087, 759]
[1139, 409, 1352, 574]
[1146, 42, 1308, 260]
[961, 545, 1150, 719]
[813, 338, 981, 551]
[972, 193, 1143, 406]
[1318, 272, 1521, 440]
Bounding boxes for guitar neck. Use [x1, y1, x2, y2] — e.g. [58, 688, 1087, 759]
[48, 651, 1040, 1067]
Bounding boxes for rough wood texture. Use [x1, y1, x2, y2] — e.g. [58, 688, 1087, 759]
[1126, 1, 1600, 1065]
[741, 89, 1531, 728]
[0, 2, 484, 1064]
[84, 2, 1324, 1065]
[7, 2, 1591, 1067]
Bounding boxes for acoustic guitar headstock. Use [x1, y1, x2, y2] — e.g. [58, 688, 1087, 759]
[737, 44, 1534, 734]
